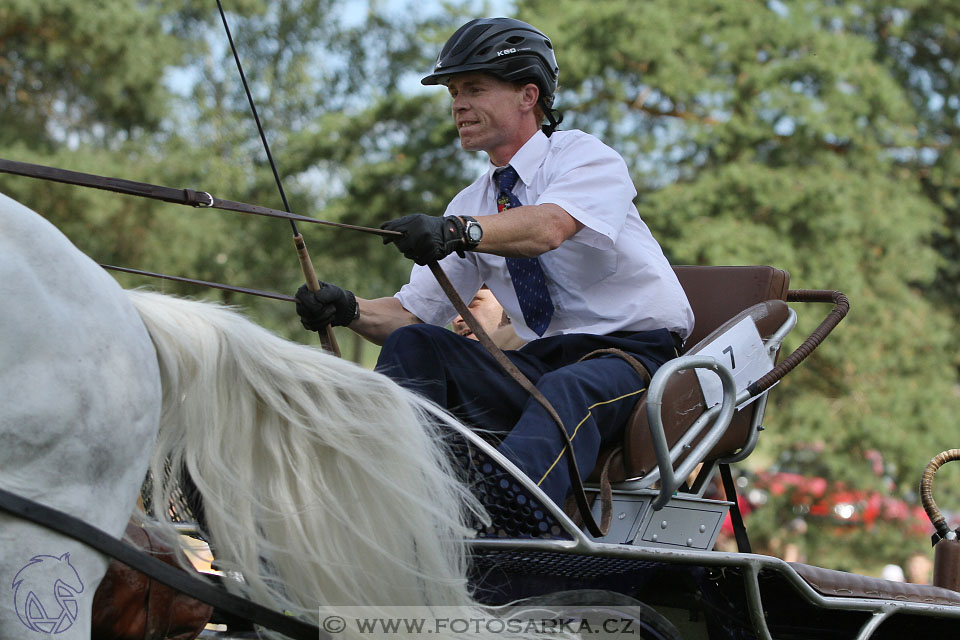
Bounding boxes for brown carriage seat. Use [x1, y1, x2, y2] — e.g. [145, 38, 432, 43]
[590, 265, 790, 483]
[790, 562, 960, 606]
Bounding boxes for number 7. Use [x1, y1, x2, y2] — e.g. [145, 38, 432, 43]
[722, 345, 736, 369]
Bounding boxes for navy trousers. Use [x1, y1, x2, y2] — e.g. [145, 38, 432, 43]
[375, 324, 679, 506]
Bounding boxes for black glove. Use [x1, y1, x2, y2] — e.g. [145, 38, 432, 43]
[380, 214, 467, 265]
[295, 282, 358, 331]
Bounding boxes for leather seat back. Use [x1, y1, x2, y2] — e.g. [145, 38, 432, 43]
[592, 266, 790, 483]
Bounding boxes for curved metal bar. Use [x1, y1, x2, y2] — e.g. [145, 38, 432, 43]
[855, 607, 896, 640]
[642, 401, 734, 487]
[195, 191, 214, 207]
[749, 290, 848, 395]
[647, 356, 738, 510]
[921, 449, 960, 541]
[717, 393, 768, 465]
[742, 560, 774, 640]
[719, 308, 797, 464]
[764, 308, 797, 358]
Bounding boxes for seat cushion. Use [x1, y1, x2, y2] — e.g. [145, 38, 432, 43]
[588, 266, 791, 484]
[622, 300, 790, 479]
[791, 562, 960, 606]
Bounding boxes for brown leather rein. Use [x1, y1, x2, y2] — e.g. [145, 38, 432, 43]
[1, 157, 609, 537]
[0, 158, 400, 239]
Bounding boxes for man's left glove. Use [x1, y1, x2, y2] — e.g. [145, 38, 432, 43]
[295, 281, 358, 331]
[381, 214, 466, 265]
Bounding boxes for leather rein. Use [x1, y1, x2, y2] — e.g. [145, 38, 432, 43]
[0, 156, 609, 536]
[0, 157, 611, 637]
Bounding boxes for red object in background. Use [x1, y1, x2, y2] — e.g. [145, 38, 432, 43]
[721, 494, 753, 535]
[743, 444, 929, 534]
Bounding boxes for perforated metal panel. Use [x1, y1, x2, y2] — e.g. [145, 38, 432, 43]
[445, 429, 573, 541]
[140, 466, 208, 537]
[471, 548, 664, 579]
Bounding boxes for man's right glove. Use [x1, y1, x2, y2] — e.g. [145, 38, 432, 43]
[380, 214, 467, 265]
[295, 281, 358, 331]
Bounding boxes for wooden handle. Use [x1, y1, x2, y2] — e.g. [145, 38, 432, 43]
[293, 233, 341, 357]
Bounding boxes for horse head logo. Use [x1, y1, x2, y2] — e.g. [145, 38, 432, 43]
[11, 553, 85, 634]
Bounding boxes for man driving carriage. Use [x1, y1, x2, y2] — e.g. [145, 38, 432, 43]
[296, 17, 694, 507]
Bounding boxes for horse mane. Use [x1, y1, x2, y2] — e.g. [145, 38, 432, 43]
[126, 290, 498, 635]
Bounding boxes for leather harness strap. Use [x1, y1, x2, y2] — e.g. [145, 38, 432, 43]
[0, 154, 612, 537]
[0, 486, 324, 640]
[575, 348, 654, 533]
[719, 462, 752, 553]
[428, 262, 610, 537]
[0, 157, 397, 239]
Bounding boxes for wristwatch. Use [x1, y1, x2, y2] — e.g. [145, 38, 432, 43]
[461, 216, 483, 249]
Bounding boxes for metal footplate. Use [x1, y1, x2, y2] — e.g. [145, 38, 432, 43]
[586, 488, 730, 549]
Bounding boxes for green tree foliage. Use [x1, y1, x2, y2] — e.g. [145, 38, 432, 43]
[0, 0, 464, 353]
[867, 2, 960, 306]
[0, 0, 221, 323]
[0, 0, 183, 150]
[166, 0, 482, 357]
[515, 0, 960, 568]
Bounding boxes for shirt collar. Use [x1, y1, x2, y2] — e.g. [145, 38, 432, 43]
[486, 130, 548, 187]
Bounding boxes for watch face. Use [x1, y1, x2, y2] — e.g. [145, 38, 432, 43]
[466, 222, 483, 243]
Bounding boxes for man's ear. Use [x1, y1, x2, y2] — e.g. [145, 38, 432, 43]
[519, 83, 540, 113]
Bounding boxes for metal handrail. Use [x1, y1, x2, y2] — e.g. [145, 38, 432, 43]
[646, 356, 738, 510]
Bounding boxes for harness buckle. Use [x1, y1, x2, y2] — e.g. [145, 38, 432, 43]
[195, 191, 214, 208]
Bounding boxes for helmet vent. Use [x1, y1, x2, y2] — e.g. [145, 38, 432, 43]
[476, 46, 492, 56]
[506, 35, 525, 45]
[543, 39, 553, 50]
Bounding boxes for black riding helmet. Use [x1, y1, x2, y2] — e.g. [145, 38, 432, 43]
[422, 17, 563, 135]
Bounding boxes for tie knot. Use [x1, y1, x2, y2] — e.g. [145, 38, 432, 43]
[495, 166, 519, 193]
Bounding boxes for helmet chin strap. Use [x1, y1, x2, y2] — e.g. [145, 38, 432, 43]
[539, 97, 563, 137]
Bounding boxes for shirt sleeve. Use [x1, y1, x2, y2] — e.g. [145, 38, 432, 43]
[535, 133, 638, 250]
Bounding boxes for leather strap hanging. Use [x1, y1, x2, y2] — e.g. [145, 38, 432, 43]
[719, 462, 752, 553]
[569, 348, 654, 532]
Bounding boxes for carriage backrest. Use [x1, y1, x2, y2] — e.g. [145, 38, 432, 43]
[622, 265, 791, 477]
[673, 265, 790, 351]
[588, 265, 791, 484]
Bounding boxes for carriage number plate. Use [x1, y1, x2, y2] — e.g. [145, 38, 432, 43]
[694, 316, 775, 409]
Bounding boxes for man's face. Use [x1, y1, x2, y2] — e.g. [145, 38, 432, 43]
[447, 72, 535, 164]
[452, 288, 504, 339]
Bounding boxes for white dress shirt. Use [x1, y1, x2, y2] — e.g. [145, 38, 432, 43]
[395, 129, 695, 342]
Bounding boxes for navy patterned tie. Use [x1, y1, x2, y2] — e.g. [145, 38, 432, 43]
[495, 166, 554, 336]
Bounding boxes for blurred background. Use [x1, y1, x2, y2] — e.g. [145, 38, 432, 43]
[2, 0, 959, 578]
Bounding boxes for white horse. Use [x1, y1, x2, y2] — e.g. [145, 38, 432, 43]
[0, 192, 553, 640]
